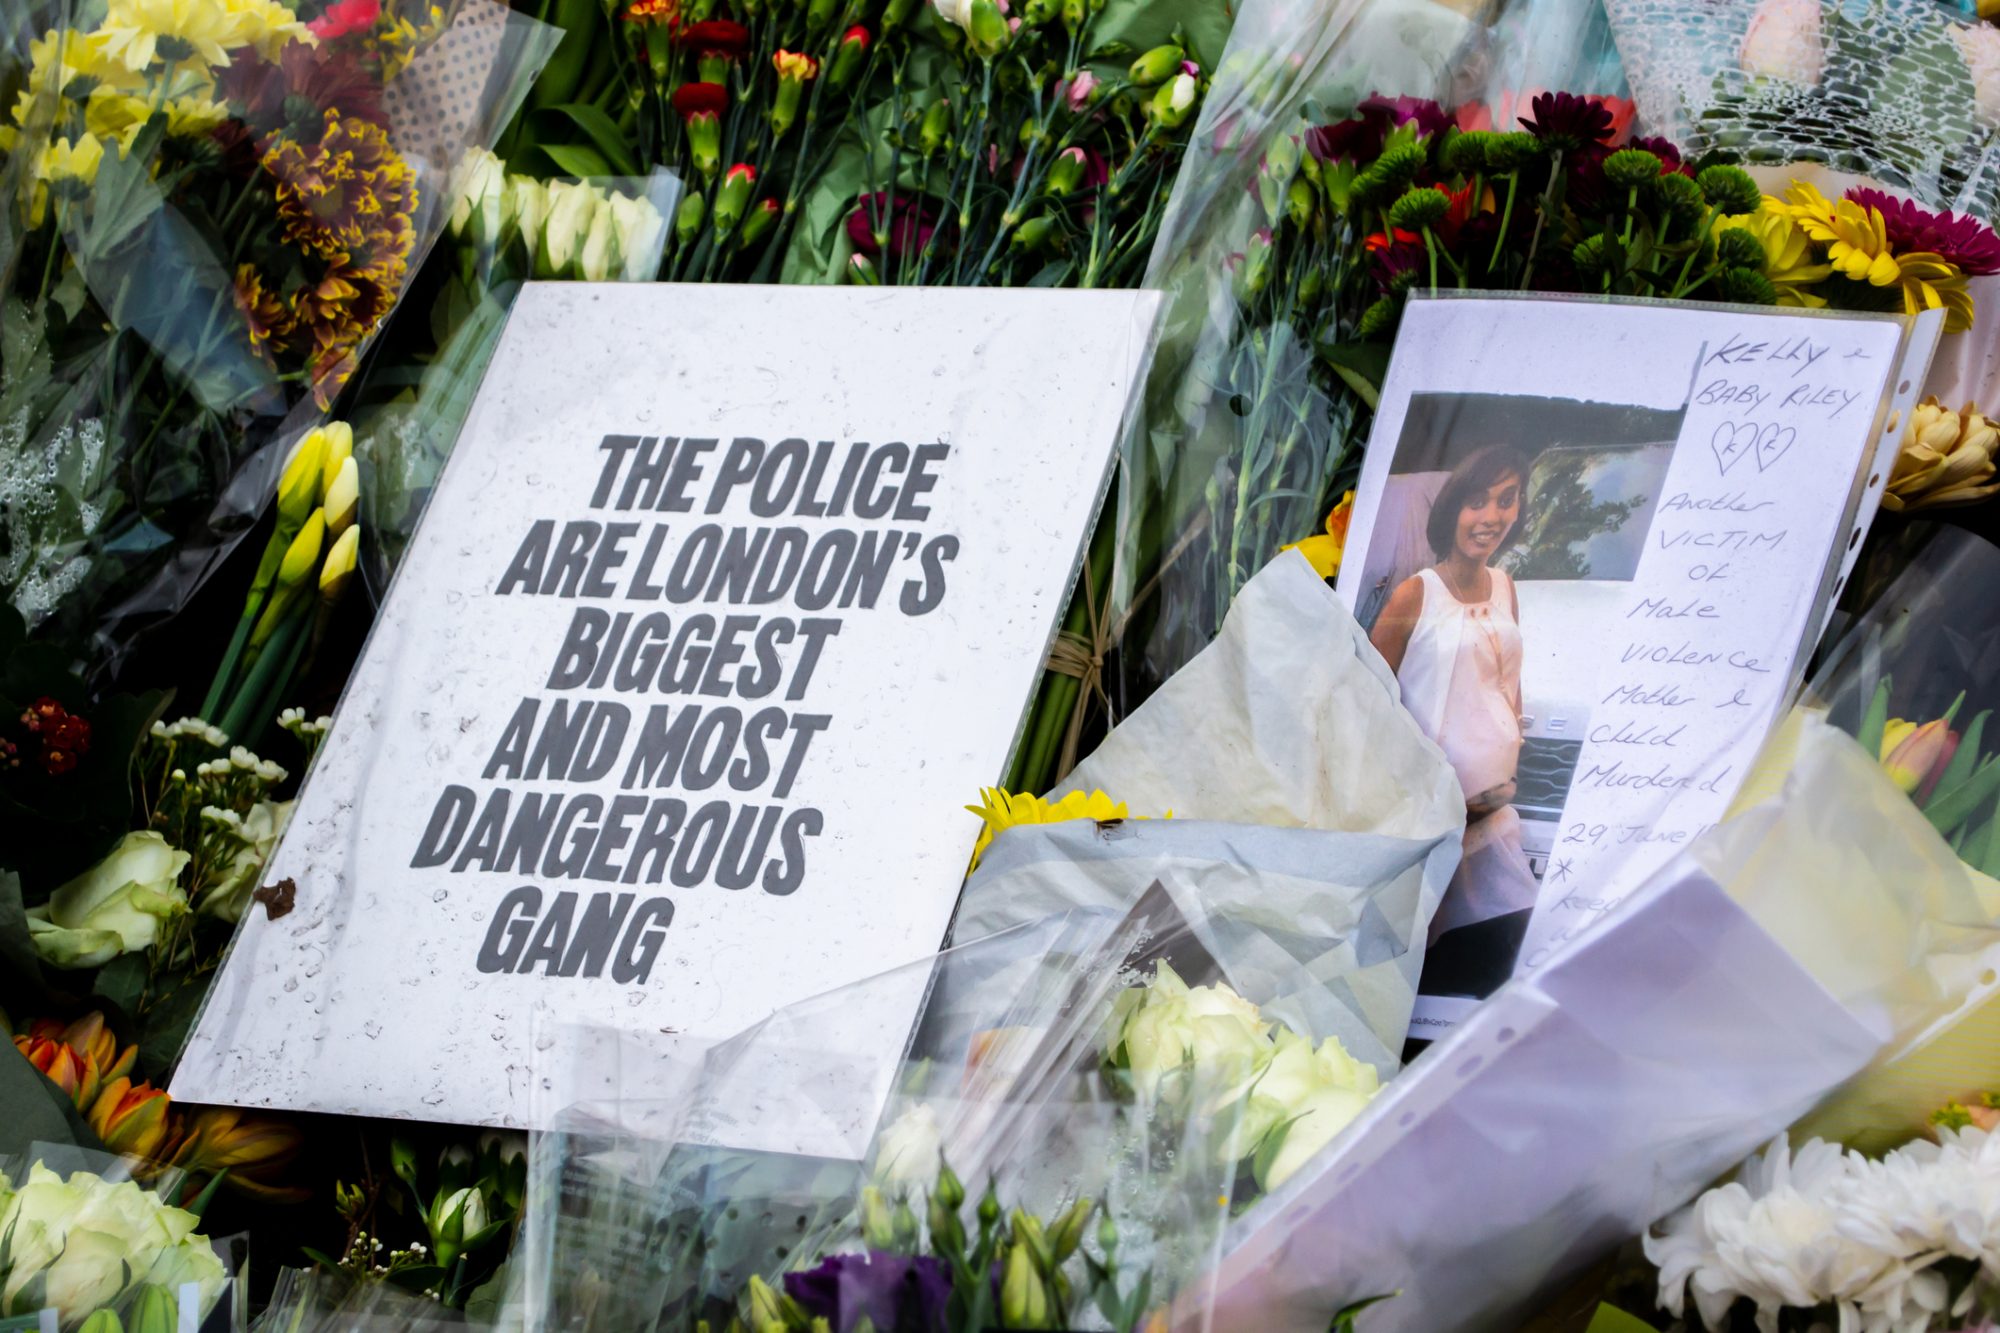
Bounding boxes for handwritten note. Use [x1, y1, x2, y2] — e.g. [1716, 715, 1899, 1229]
[1516, 318, 1911, 970]
[1336, 296, 1934, 1030]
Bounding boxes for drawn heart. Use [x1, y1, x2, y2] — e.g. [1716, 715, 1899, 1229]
[1710, 421, 1758, 475]
[1753, 424, 1797, 472]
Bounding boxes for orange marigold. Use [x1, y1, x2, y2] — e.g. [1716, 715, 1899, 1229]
[625, 0, 681, 23]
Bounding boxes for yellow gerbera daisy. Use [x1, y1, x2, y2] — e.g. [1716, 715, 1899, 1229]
[86, 86, 229, 144]
[1715, 209, 1830, 308]
[1767, 182, 1975, 332]
[965, 787, 1165, 872]
[224, 0, 315, 62]
[95, 0, 241, 71]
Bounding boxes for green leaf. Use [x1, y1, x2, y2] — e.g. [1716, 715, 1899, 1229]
[50, 264, 87, 322]
[527, 0, 602, 110]
[76, 118, 168, 261]
[538, 142, 615, 179]
[1936, 710, 1987, 801]
[0, 1039, 103, 1156]
[1328, 1293, 1397, 1331]
[1856, 676, 1892, 764]
[1583, 1304, 1660, 1333]
[536, 103, 638, 176]
[1923, 753, 2000, 838]
[1316, 340, 1391, 410]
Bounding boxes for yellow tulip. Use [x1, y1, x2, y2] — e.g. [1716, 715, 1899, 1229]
[318, 420, 353, 500]
[1881, 717, 1953, 794]
[278, 430, 327, 525]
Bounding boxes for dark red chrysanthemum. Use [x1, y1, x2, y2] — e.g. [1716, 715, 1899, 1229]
[671, 81, 729, 119]
[1629, 134, 1686, 175]
[847, 192, 948, 259]
[1519, 91, 1616, 149]
[1305, 92, 1448, 164]
[1357, 93, 1451, 140]
[675, 18, 750, 56]
[1847, 187, 2000, 277]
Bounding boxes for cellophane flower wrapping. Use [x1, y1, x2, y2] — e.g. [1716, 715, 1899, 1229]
[0, 0, 560, 674]
[1106, 0, 1627, 698]
[520, 903, 1329, 1332]
[0, 1144, 243, 1332]
[1601, 0, 2000, 215]
[347, 162, 679, 589]
[249, 1264, 472, 1330]
[962, 552, 1464, 1070]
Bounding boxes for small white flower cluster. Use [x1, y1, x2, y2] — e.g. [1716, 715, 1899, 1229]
[277, 706, 332, 738]
[1648, 1128, 2000, 1333]
[151, 716, 228, 747]
[191, 745, 286, 784]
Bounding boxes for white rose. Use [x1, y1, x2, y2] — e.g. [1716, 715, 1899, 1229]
[196, 799, 292, 923]
[540, 182, 598, 278]
[578, 201, 620, 282]
[1739, 0, 1824, 85]
[0, 1166, 219, 1322]
[1114, 964, 1272, 1101]
[28, 832, 189, 968]
[506, 176, 549, 264]
[1956, 23, 2000, 130]
[873, 1103, 944, 1191]
[1256, 1084, 1374, 1191]
[608, 193, 667, 281]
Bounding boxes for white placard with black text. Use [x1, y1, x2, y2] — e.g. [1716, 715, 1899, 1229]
[173, 282, 1161, 1140]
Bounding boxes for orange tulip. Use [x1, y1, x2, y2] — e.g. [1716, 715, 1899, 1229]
[14, 1034, 86, 1107]
[170, 1106, 307, 1202]
[89, 1077, 173, 1158]
[1881, 717, 1957, 795]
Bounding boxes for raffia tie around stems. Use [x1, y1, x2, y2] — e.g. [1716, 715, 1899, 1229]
[1041, 511, 1211, 780]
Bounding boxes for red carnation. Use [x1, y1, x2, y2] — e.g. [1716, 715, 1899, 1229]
[671, 81, 729, 119]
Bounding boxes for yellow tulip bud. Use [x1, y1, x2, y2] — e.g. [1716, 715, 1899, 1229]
[280, 510, 326, 589]
[278, 431, 327, 525]
[325, 454, 360, 534]
[320, 523, 360, 603]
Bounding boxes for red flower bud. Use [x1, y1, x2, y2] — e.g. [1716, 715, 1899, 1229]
[724, 162, 757, 186]
[671, 81, 729, 120]
[841, 23, 870, 48]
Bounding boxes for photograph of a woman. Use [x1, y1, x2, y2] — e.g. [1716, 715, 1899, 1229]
[1367, 445, 1540, 973]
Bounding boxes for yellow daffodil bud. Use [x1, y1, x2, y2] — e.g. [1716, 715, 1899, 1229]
[318, 420, 353, 498]
[280, 510, 326, 590]
[278, 430, 327, 525]
[320, 523, 360, 603]
[325, 454, 359, 535]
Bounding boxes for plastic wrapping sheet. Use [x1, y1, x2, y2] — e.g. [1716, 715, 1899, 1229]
[0, 0, 561, 674]
[1109, 0, 1633, 699]
[353, 168, 681, 592]
[1600, 0, 2000, 214]
[1202, 857, 1888, 1333]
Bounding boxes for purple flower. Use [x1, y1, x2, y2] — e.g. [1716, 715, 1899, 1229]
[1847, 186, 2000, 276]
[784, 1251, 951, 1333]
[1629, 134, 1684, 174]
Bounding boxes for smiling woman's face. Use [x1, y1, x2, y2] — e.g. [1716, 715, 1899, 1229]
[1454, 469, 1522, 563]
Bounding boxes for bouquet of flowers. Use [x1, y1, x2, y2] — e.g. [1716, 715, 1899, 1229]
[0, 0, 551, 667]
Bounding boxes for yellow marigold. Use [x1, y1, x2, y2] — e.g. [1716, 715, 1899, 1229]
[1768, 182, 1974, 332]
[1715, 209, 1831, 308]
[965, 787, 1168, 873]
